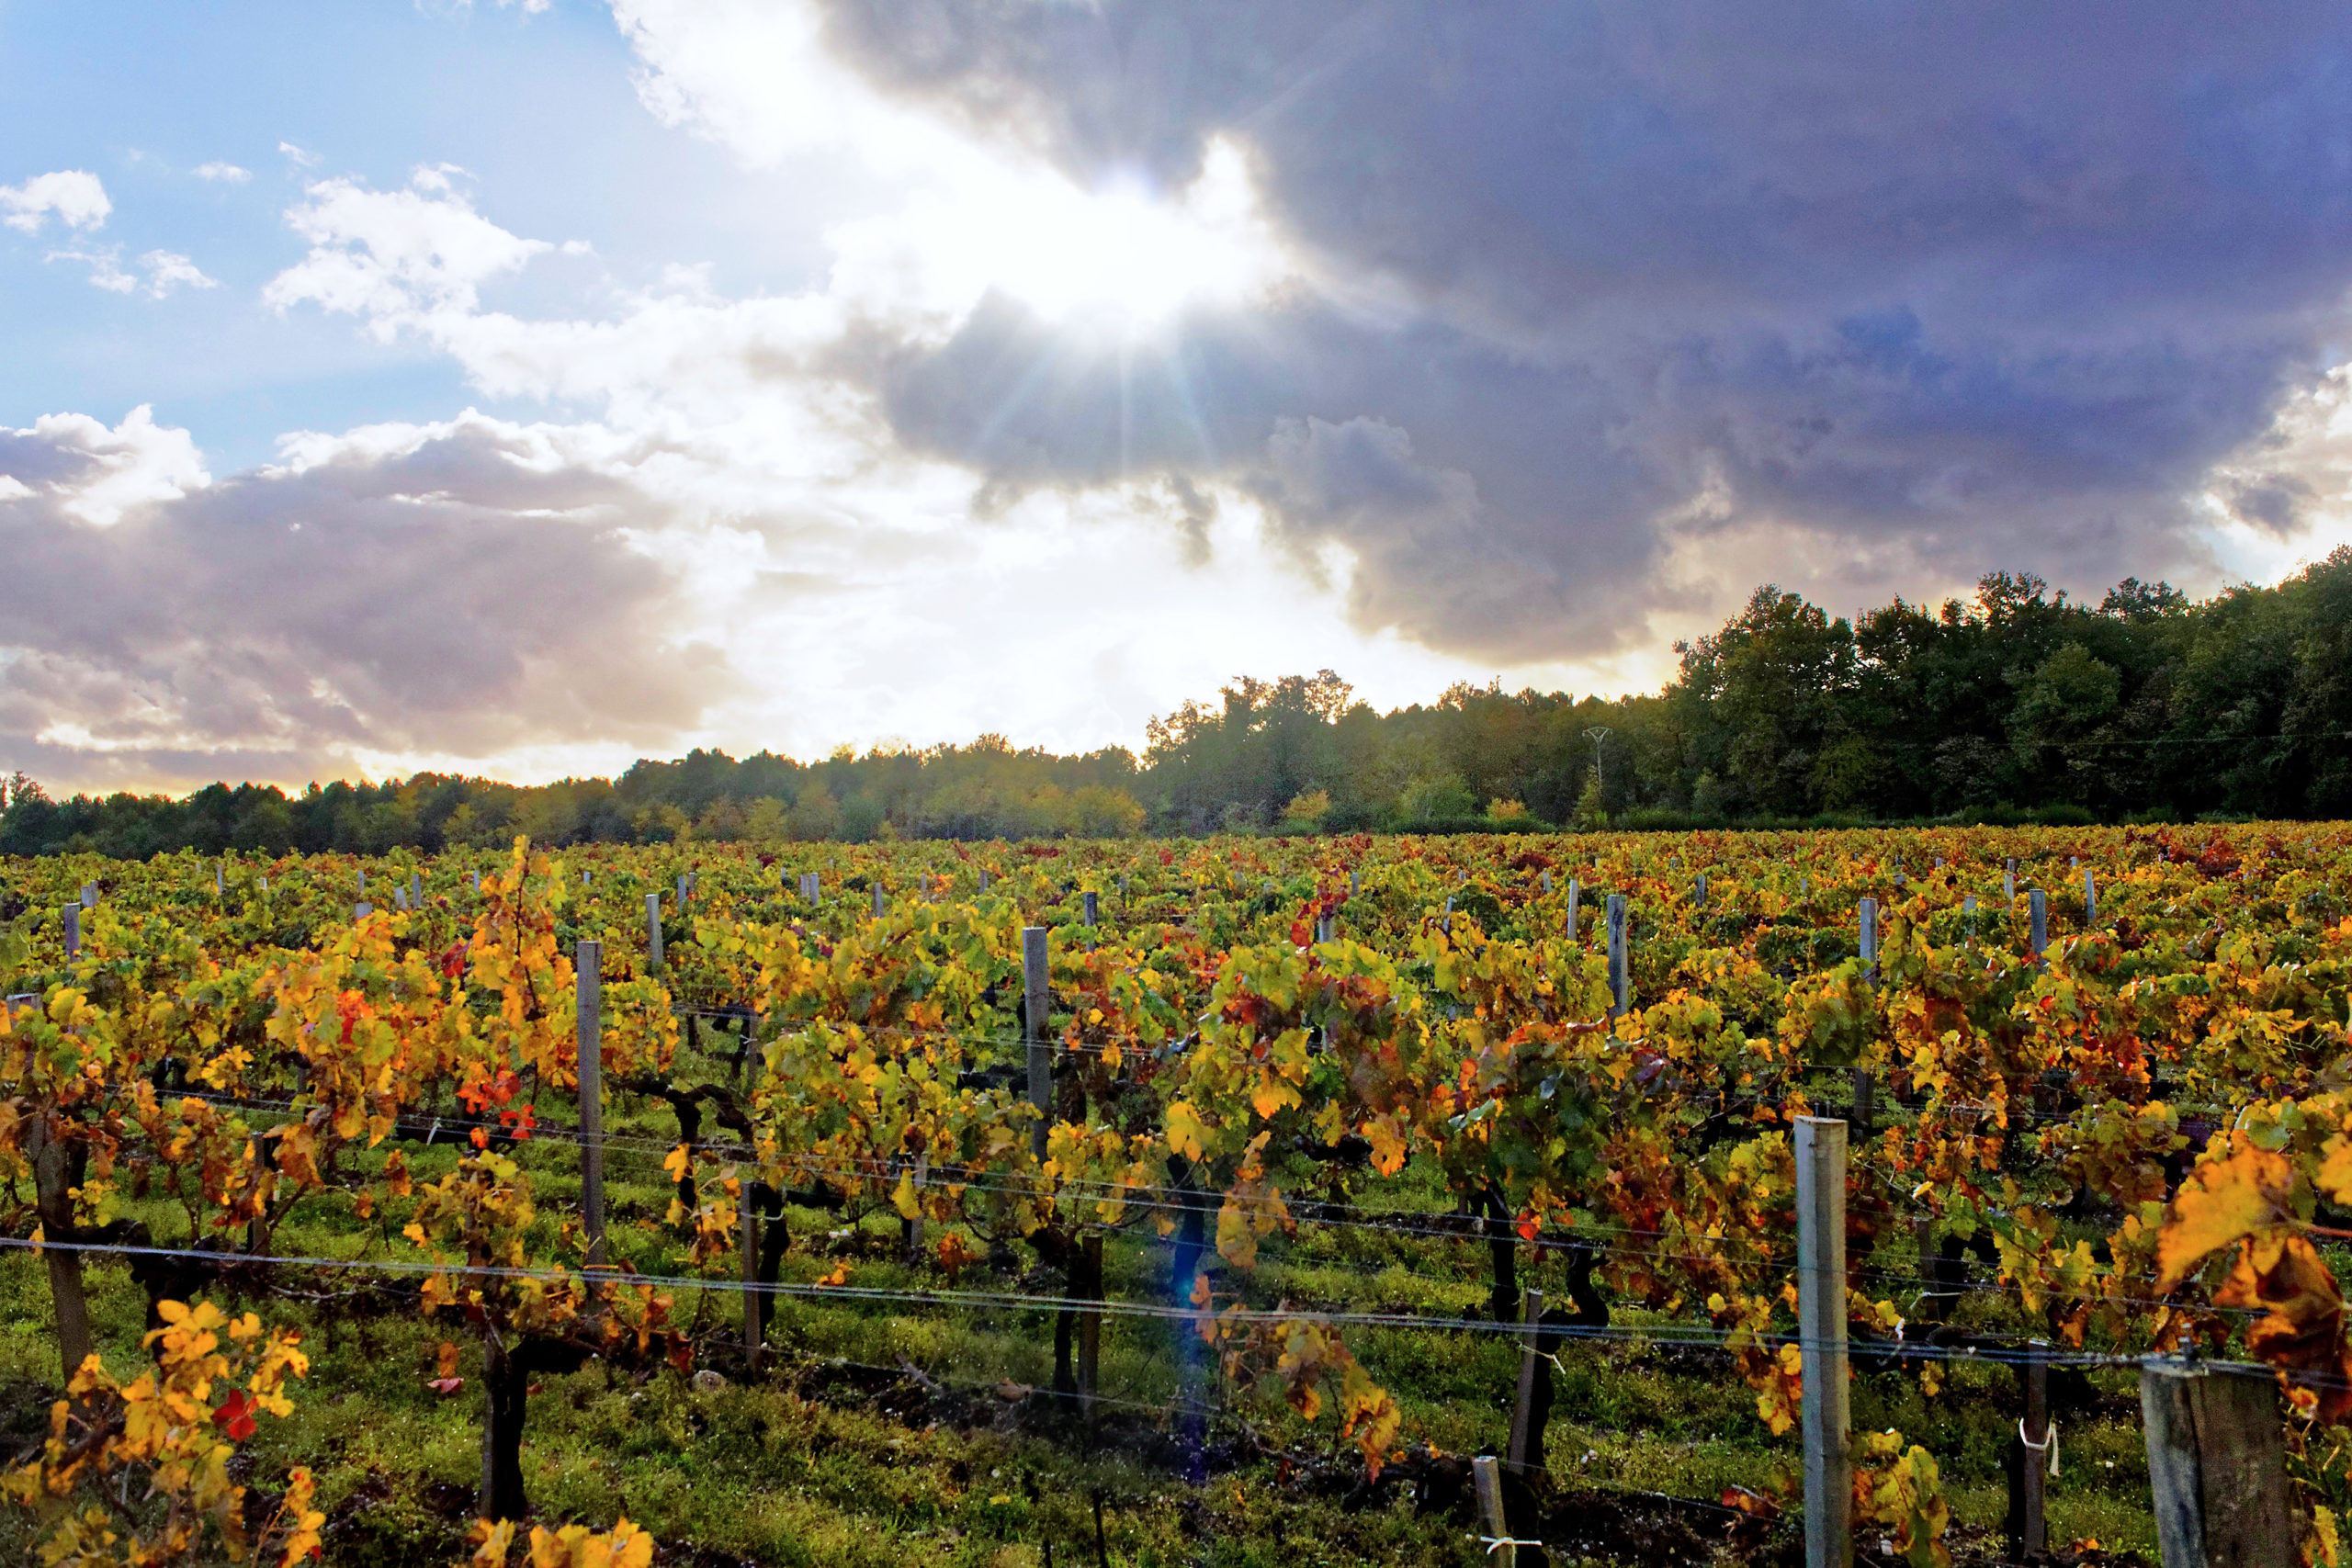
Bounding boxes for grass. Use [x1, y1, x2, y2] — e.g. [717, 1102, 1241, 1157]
[0, 1045, 2165, 1565]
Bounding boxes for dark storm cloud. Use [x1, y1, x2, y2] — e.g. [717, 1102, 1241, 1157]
[820, 0, 2352, 649]
[0, 415, 725, 787]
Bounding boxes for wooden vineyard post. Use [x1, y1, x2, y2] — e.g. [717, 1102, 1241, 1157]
[1849, 1070, 1875, 1138]
[872, 883, 886, 919]
[1079, 1232, 1103, 1418]
[2084, 865, 2098, 926]
[1605, 895, 1627, 1021]
[1859, 896, 1877, 983]
[1082, 889, 1097, 927]
[1025, 926, 1051, 1161]
[978, 868, 990, 894]
[26, 1113, 94, 1382]
[577, 941, 605, 1268]
[2007, 1344, 2049, 1559]
[1349, 870, 1359, 897]
[1566, 878, 1580, 942]
[1963, 893, 1978, 943]
[645, 892, 663, 972]
[1508, 1288, 1546, 1475]
[2005, 857, 2017, 903]
[2140, 1360, 2294, 1568]
[1472, 1455, 1516, 1568]
[2030, 888, 2048, 964]
[1795, 1116, 1851, 1568]
[61, 904, 78, 961]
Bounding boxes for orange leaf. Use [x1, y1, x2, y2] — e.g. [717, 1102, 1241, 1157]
[2215, 1231, 2352, 1422]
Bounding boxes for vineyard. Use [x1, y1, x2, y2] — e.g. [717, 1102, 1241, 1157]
[4, 823, 2351, 1567]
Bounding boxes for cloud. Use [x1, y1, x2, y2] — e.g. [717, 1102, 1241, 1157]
[1, 169, 110, 234]
[193, 162, 253, 184]
[44, 244, 220, 299]
[597, 0, 2352, 662]
[277, 141, 321, 168]
[0, 407, 727, 788]
[48, 246, 139, 293]
[265, 169, 553, 334]
[139, 250, 218, 297]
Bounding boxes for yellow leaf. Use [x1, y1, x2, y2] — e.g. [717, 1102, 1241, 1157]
[1166, 1100, 1209, 1163]
[2157, 1143, 2293, 1292]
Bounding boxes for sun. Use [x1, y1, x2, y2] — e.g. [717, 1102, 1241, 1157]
[837, 135, 1295, 338]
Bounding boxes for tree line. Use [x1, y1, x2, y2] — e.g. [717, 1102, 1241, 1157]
[6, 547, 2348, 857]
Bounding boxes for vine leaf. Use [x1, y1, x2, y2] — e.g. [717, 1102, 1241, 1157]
[2155, 1142, 2293, 1292]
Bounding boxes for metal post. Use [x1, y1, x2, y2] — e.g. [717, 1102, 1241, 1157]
[2084, 866, 2097, 927]
[1795, 1117, 1851, 1568]
[646, 892, 663, 971]
[1859, 897, 1877, 984]
[1605, 895, 1627, 1018]
[1024, 926, 1051, 1161]
[2030, 888, 2048, 964]
[1507, 1288, 1545, 1474]
[577, 940, 605, 1268]
[2140, 1360, 2294, 1568]
[741, 1179, 761, 1364]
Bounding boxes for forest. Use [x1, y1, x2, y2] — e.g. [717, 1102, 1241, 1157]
[6, 547, 2349, 858]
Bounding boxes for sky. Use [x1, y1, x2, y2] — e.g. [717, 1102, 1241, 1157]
[5, 1, 2352, 795]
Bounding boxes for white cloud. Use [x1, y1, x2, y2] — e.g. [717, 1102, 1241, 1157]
[193, 162, 253, 184]
[140, 250, 219, 297]
[264, 170, 554, 335]
[0, 405, 209, 526]
[49, 245, 138, 293]
[277, 141, 321, 167]
[1, 170, 111, 234]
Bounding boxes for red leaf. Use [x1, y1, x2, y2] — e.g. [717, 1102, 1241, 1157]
[213, 1390, 258, 1440]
